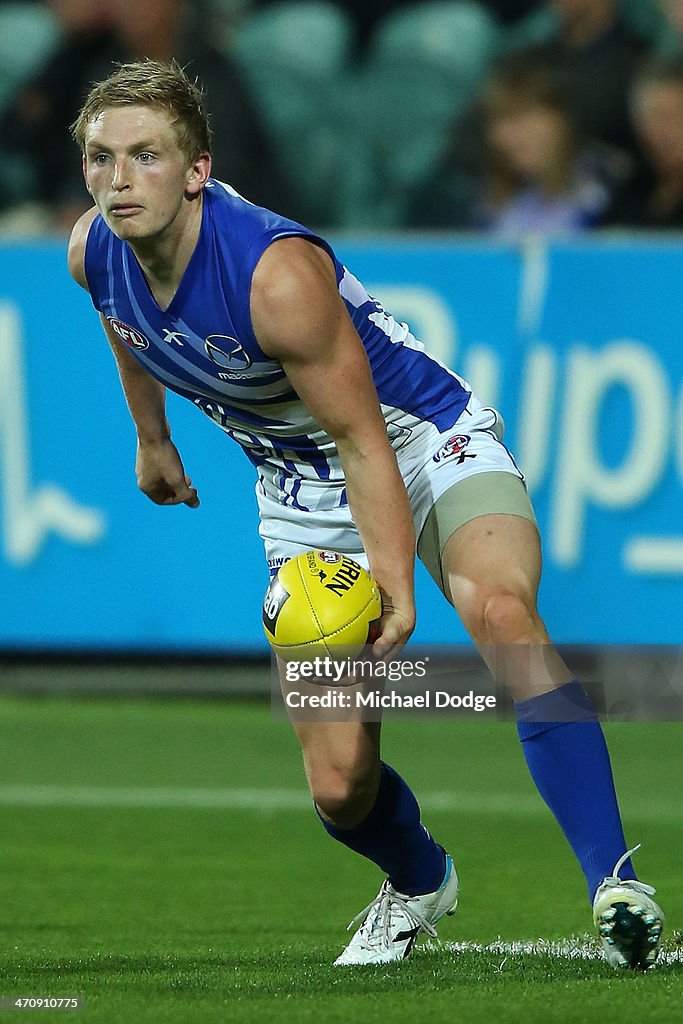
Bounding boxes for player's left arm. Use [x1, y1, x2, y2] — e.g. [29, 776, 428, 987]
[251, 236, 416, 656]
[67, 209, 199, 510]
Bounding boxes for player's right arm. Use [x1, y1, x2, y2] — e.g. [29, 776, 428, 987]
[67, 209, 199, 508]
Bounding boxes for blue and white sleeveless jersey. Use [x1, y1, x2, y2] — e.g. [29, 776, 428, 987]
[84, 179, 472, 514]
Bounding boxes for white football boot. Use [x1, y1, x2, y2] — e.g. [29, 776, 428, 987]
[592, 845, 665, 970]
[334, 855, 458, 966]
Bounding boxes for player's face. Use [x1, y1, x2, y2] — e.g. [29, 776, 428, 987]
[82, 105, 209, 242]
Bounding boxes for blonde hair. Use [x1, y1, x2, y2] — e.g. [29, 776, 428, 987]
[71, 59, 212, 162]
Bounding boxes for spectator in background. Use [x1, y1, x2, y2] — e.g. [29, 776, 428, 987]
[0, 0, 105, 227]
[407, 60, 622, 236]
[515, 0, 650, 161]
[0, 0, 288, 232]
[609, 56, 683, 228]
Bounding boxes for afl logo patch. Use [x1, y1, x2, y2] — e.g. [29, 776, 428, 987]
[433, 434, 472, 463]
[107, 317, 149, 351]
[317, 551, 342, 564]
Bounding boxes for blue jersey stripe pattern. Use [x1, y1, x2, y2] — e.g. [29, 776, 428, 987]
[84, 180, 470, 511]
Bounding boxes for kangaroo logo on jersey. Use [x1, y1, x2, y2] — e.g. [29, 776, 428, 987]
[107, 317, 149, 351]
[205, 334, 253, 372]
[432, 434, 475, 464]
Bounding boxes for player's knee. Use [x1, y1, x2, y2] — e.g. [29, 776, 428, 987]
[482, 589, 538, 644]
[460, 586, 529, 642]
[311, 766, 377, 824]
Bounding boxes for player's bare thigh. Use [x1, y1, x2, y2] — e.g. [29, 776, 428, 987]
[442, 513, 544, 626]
[418, 469, 573, 697]
[442, 514, 572, 697]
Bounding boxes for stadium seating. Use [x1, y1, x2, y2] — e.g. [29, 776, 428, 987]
[620, 0, 669, 41]
[0, 3, 63, 114]
[371, 0, 499, 82]
[4, 0, 673, 232]
[229, 1, 354, 225]
[340, 2, 500, 227]
[500, 5, 558, 54]
[621, 0, 682, 54]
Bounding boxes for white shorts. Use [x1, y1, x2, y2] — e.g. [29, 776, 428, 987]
[260, 397, 530, 583]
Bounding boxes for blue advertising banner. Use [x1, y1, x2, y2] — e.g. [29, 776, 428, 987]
[0, 237, 680, 650]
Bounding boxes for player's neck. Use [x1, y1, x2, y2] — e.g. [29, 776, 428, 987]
[128, 193, 203, 311]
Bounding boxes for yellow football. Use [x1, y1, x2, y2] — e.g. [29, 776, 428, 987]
[262, 551, 382, 659]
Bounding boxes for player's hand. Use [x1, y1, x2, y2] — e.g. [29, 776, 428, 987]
[135, 439, 200, 508]
[372, 587, 415, 659]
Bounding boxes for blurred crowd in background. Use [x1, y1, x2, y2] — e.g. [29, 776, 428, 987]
[2, 0, 683, 236]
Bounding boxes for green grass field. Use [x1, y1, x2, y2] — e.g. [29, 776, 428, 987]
[0, 694, 679, 1023]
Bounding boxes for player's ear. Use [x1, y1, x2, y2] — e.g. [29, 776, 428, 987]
[186, 151, 211, 195]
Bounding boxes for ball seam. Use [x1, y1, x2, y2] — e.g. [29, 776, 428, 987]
[297, 554, 326, 640]
[274, 592, 380, 650]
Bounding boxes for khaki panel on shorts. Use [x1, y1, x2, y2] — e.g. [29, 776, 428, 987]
[417, 471, 537, 596]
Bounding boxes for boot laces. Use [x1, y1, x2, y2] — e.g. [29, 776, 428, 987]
[347, 883, 438, 949]
[601, 844, 657, 897]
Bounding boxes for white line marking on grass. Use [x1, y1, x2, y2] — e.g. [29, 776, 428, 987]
[421, 938, 683, 965]
[0, 786, 678, 822]
[0, 786, 314, 810]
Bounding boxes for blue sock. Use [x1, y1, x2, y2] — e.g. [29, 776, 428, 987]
[317, 762, 447, 896]
[515, 679, 635, 902]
